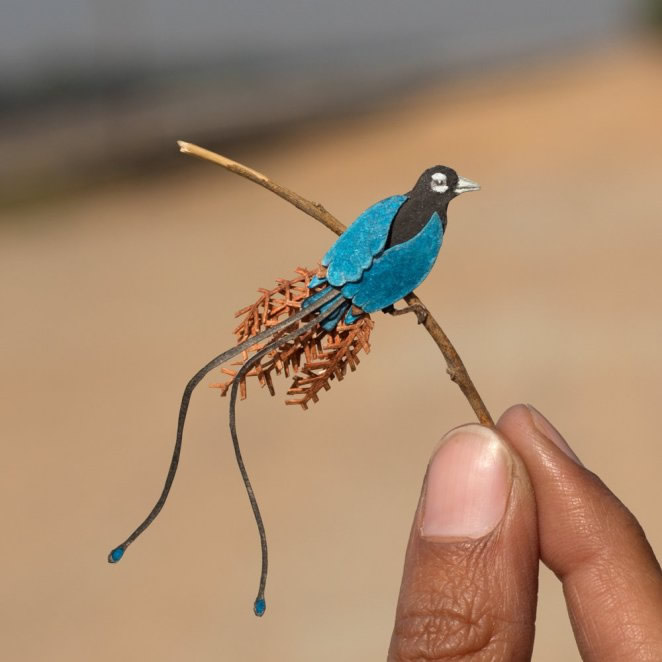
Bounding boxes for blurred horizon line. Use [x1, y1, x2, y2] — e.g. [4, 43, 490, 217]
[0, 13, 646, 209]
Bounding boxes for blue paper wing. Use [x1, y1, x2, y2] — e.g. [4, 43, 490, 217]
[322, 195, 407, 287]
[340, 212, 443, 313]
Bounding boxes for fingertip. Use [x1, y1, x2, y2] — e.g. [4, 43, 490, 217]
[496, 403, 532, 433]
[498, 403, 582, 467]
[525, 404, 583, 465]
[496, 405, 539, 455]
[421, 424, 513, 541]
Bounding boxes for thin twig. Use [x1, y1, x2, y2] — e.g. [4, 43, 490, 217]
[177, 140, 493, 426]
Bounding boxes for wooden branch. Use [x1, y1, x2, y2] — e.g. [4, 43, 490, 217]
[177, 142, 344, 236]
[177, 140, 493, 426]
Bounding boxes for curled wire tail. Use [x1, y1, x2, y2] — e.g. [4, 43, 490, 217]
[107, 289, 340, 565]
[229, 296, 346, 616]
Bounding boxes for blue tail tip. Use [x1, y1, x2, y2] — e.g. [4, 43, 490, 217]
[108, 547, 124, 563]
[254, 598, 266, 617]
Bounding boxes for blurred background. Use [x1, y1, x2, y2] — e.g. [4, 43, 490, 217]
[1, 1, 661, 660]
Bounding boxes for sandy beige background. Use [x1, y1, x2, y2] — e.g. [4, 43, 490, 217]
[1, 40, 661, 661]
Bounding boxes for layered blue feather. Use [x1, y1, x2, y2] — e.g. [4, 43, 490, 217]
[322, 195, 407, 286]
[307, 190, 444, 330]
[339, 212, 443, 312]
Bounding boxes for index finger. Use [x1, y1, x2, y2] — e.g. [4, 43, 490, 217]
[498, 405, 662, 661]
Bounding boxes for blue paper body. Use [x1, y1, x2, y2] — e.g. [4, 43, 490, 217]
[339, 211, 442, 311]
[322, 195, 407, 285]
[307, 195, 444, 330]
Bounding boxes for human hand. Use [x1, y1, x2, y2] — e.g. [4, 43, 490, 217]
[388, 404, 662, 661]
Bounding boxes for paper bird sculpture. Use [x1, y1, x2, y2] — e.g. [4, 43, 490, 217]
[108, 165, 480, 617]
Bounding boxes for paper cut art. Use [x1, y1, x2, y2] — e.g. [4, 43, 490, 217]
[211, 267, 375, 409]
[108, 158, 480, 618]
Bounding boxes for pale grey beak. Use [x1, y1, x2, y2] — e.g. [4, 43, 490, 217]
[454, 175, 480, 194]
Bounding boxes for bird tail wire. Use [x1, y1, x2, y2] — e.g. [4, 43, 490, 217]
[107, 288, 342, 565]
[229, 295, 346, 616]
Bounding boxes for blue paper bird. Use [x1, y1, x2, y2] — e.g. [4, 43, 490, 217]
[107, 165, 479, 617]
[304, 166, 479, 330]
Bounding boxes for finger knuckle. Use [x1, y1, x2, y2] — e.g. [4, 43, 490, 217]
[391, 601, 497, 661]
[390, 580, 510, 661]
[389, 544, 520, 661]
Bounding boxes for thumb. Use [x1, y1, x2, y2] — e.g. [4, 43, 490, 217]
[388, 424, 539, 662]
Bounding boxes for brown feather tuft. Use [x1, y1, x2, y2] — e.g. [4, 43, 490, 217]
[210, 267, 373, 408]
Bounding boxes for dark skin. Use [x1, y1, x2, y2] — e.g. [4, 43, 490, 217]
[388, 405, 662, 661]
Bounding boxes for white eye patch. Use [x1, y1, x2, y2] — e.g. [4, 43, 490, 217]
[431, 172, 448, 193]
